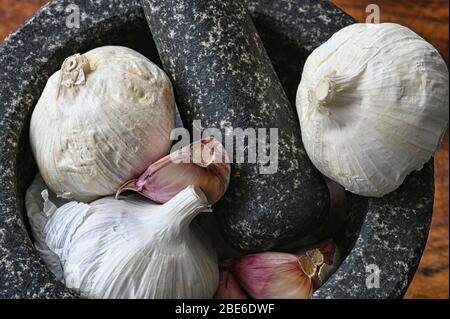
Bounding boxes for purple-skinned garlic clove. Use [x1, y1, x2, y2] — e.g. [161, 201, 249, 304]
[116, 137, 231, 204]
[228, 240, 339, 299]
[214, 267, 250, 299]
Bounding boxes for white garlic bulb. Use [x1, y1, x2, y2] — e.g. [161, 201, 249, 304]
[297, 23, 449, 197]
[44, 186, 219, 299]
[30, 46, 176, 202]
[25, 174, 67, 281]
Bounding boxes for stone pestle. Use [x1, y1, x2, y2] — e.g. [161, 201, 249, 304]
[142, 0, 333, 252]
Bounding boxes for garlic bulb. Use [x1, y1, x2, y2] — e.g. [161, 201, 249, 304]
[117, 137, 231, 204]
[226, 240, 338, 299]
[30, 46, 176, 202]
[25, 174, 66, 281]
[297, 23, 449, 197]
[45, 186, 219, 299]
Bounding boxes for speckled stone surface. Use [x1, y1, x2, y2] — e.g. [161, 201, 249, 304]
[0, 0, 433, 298]
[143, 0, 331, 252]
[314, 162, 434, 299]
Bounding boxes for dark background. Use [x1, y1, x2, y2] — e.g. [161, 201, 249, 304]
[0, 0, 448, 299]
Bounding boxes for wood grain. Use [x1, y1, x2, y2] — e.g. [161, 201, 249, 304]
[405, 133, 449, 299]
[0, 0, 48, 42]
[0, 0, 448, 299]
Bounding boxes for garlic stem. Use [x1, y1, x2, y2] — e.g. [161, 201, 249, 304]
[60, 53, 91, 89]
[298, 248, 324, 278]
[164, 186, 211, 232]
[307, 66, 367, 118]
[314, 77, 335, 105]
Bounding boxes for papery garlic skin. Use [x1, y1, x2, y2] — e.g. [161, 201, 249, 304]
[231, 252, 314, 299]
[117, 137, 231, 204]
[297, 23, 449, 197]
[45, 186, 219, 299]
[30, 46, 176, 202]
[25, 174, 67, 281]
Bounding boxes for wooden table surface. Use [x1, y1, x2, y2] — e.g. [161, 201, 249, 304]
[0, 0, 448, 299]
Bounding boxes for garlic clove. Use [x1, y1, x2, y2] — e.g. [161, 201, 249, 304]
[228, 240, 339, 299]
[117, 137, 231, 204]
[231, 252, 314, 299]
[214, 267, 249, 299]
